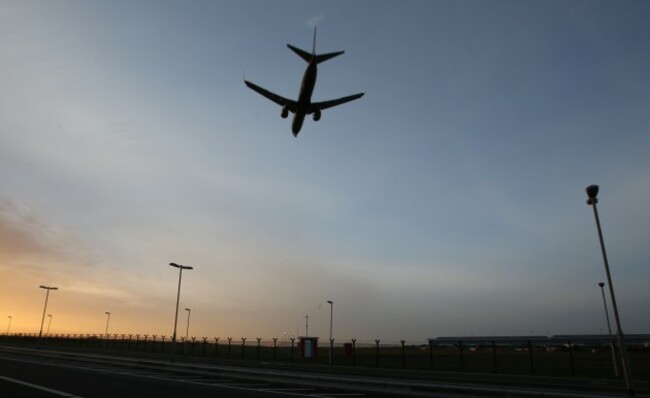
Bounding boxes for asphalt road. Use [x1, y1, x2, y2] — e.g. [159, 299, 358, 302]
[0, 350, 371, 398]
[2, 346, 648, 398]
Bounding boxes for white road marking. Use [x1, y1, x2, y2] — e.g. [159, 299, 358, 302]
[259, 388, 316, 392]
[309, 394, 366, 398]
[0, 375, 85, 398]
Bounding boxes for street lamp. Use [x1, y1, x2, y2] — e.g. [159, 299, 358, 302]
[6, 316, 12, 334]
[598, 282, 619, 377]
[38, 285, 58, 349]
[105, 312, 111, 337]
[46, 314, 53, 334]
[327, 300, 333, 365]
[586, 185, 635, 395]
[169, 262, 193, 362]
[184, 308, 191, 354]
[104, 312, 111, 347]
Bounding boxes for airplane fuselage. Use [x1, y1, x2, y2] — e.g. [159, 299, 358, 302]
[292, 60, 318, 135]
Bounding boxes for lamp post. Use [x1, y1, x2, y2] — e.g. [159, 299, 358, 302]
[38, 285, 58, 349]
[169, 262, 193, 362]
[184, 308, 191, 354]
[46, 314, 53, 334]
[598, 282, 619, 378]
[105, 312, 111, 337]
[586, 185, 635, 395]
[327, 300, 333, 365]
[7, 316, 12, 334]
[304, 315, 309, 337]
[104, 312, 111, 347]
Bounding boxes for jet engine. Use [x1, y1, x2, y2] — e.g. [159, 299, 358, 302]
[313, 110, 321, 121]
[281, 106, 289, 119]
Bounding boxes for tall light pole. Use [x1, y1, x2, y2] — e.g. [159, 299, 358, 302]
[586, 185, 635, 395]
[169, 262, 193, 363]
[104, 311, 111, 347]
[184, 307, 191, 354]
[599, 282, 619, 377]
[6, 316, 12, 334]
[46, 314, 53, 334]
[104, 312, 111, 337]
[38, 285, 58, 349]
[327, 300, 333, 365]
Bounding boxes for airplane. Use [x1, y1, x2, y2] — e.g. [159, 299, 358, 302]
[244, 28, 364, 137]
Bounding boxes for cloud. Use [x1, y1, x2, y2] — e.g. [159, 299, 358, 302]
[306, 15, 324, 29]
[0, 198, 73, 264]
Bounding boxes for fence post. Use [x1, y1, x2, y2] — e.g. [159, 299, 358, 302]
[401, 340, 406, 369]
[241, 337, 247, 359]
[568, 340, 575, 377]
[144, 335, 148, 351]
[214, 337, 219, 357]
[152, 335, 157, 352]
[375, 339, 381, 367]
[191, 337, 196, 355]
[492, 340, 498, 373]
[459, 340, 465, 371]
[352, 339, 357, 367]
[256, 338, 262, 360]
[227, 337, 233, 358]
[273, 338, 278, 360]
[290, 337, 295, 362]
[161, 335, 166, 353]
[202, 337, 208, 357]
[528, 340, 535, 375]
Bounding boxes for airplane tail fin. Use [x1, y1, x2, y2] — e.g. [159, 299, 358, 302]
[287, 27, 344, 64]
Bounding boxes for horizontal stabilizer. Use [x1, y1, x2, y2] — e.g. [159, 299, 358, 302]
[287, 44, 344, 64]
[287, 44, 312, 63]
[315, 51, 344, 64]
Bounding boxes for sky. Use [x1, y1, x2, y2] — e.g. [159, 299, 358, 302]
[1, 0, 649, 344]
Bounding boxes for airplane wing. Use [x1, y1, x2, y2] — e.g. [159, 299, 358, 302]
[308, 92, 365, 113]
[244, 80, 297, 112]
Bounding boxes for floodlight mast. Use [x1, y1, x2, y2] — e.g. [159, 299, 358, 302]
[586, 185, 635, 396]
[184, 308, 191, 354]
[46, 314, 53, 334]
[327, 300, 333, 365]
[105, 312, 111, 337]
[37, 285, 58, 349]
[169, 262, 193, 363]
[598, 282, 619, 378]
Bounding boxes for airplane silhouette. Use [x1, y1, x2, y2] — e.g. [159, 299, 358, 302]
[245, 29, 364, 137]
